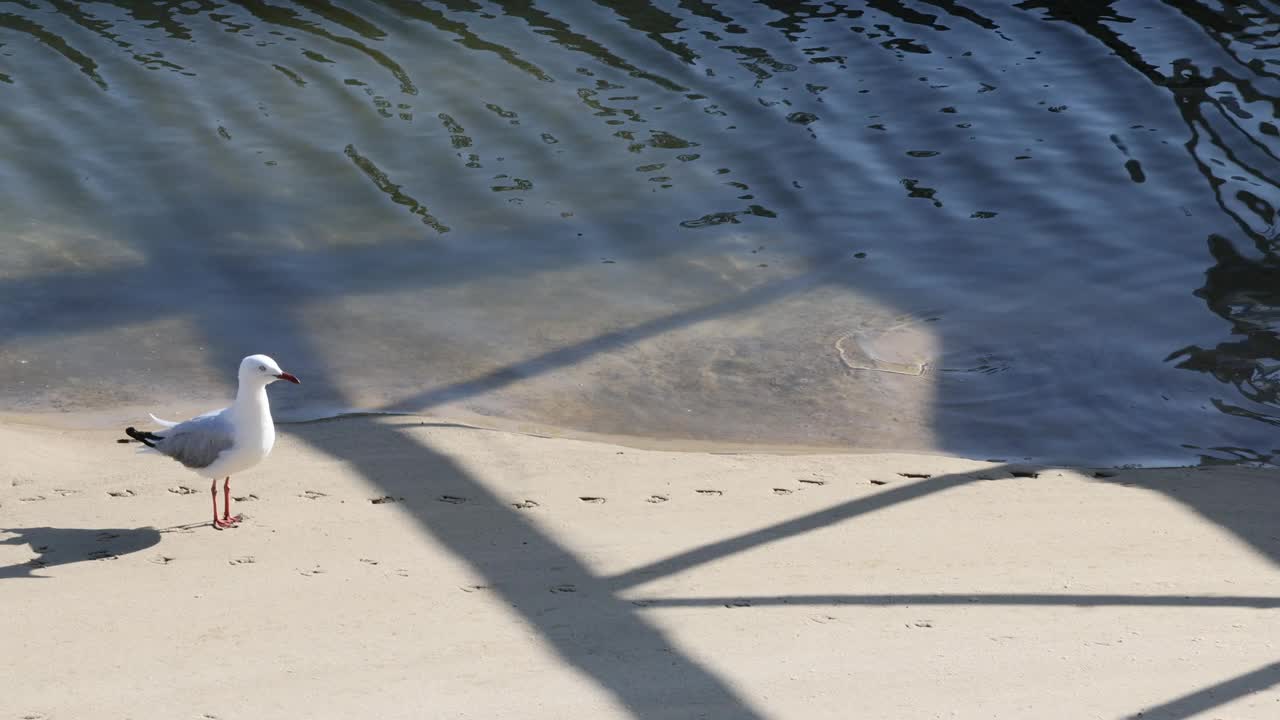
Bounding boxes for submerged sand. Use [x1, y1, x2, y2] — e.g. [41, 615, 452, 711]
[3, 416, 1279, 719]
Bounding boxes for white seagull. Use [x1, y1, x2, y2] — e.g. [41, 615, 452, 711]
[125, 354, 301, 529]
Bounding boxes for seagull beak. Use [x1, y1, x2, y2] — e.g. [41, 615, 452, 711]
[276, 372, 301, 384]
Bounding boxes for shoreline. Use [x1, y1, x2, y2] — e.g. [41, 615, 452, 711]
[0, 406, 1227, 469]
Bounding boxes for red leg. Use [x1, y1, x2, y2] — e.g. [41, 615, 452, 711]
[222, 477, 240, 525]
[211, 479, 224, 528]
[212, 477, 238, 529]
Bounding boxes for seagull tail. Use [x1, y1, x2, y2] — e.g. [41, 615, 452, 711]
[124, 426, 164, 448]
[148, 413, 178, 428]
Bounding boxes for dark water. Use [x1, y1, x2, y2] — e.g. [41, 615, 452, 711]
[1, 1, 1278, 466]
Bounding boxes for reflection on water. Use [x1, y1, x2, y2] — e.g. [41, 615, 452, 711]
[1169, 234, 1280, 462]
[0, 1, 1277, 465]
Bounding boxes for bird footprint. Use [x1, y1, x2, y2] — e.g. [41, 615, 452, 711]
[168, 486, 198, 495]
[646, 495, 669, 504]
[107, 489, 136, 497]
[229, 556, 255, 565]
[695, 489, 723, 496]
[299, 490, 327, 500]
[579, 496, 606, 504]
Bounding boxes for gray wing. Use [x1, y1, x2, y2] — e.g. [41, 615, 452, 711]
[154, 410, 235, 469]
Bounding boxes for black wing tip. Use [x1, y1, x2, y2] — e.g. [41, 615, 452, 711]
[124, 426, 163, 448]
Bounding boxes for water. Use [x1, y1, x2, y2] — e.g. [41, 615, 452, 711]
[1, 1, 1277, 466]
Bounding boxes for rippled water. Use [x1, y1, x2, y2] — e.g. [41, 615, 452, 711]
[2, 1, 1278, 466]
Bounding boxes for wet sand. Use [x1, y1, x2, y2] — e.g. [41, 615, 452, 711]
[3, 416, 1279, 719]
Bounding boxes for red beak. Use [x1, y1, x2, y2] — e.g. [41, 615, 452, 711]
[276, 372, 301, 384]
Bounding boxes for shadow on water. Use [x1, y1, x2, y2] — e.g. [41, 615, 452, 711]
[2, 1, 1280, 716]
[0, 526, 161, 580]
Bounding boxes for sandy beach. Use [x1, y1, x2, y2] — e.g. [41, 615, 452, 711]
[2, 415, 1278, 719]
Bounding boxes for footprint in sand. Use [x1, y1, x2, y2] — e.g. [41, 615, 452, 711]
[578, 496, 606, 504]
[359, 558, 379, 566]
[460, 584, 489, 593]
[233, 494, 259, 502]
[772, 488, 793, 495]
[695, 489, 723, 497]
[438, 495, 467, 504]
[168, 486, 198, 495]
[512, 500, 539, 509]
[229, 556, 255, 565]
[898, 472, 932, 479]
[107, 489, 136, 498]
[19, 495, 46, 503]
[550, 583, 577, 593]
[798, 479, 825, 487]
[299, 566, 325, 577]
[149, 555, 175, 565]
[371, 496, 402, 505]
[96, 531, 120, 541]
[723, 599, 751, 608]
[52, 488, 78, 497]
[870, 479, 890, 485]
[87, 549, 116, 561]
[646, 495, 669, 504]
[300, 490, 327, 500]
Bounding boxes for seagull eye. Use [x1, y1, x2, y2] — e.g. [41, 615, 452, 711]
[259, 365, 267, 371]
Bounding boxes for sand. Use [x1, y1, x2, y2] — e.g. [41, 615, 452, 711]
[2, 415, 1279, 719]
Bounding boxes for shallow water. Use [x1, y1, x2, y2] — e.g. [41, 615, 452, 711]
[1, 1, 1277, 466]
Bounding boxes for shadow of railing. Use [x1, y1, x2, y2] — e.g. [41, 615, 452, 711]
[1120, 660, 1280, 720]
[286, 413, 767, 719]
[629, 594, 1280, 609]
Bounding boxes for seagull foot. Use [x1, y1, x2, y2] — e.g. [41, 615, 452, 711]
[214, 515, 242, 529]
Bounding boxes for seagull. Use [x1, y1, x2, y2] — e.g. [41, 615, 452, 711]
[124, 354, 300, 529]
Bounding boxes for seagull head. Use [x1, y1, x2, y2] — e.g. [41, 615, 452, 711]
[240, 354, 301, 385]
